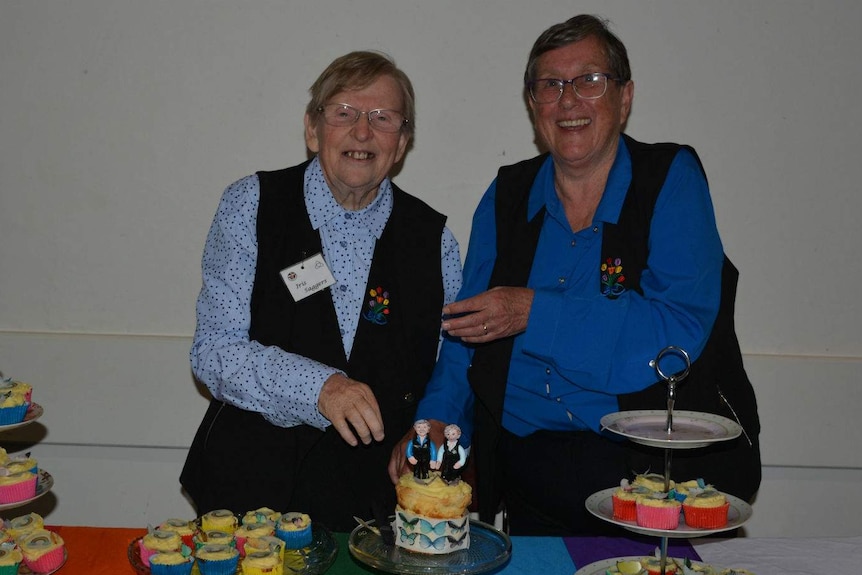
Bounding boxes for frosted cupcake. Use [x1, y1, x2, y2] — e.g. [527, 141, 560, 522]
[275, 512, 312, 549]
[195, 543, 240, 575]
[158, 518, 197, 549]
[0, 545, 22, 575]
[235, 521, 275, 556]
[633, 473, 674, 493]
[193, 529, 235, 551]
[635, 494, 681, 530]
[4, 454, 38, 476]
[642, 556, 678, 575]
[0, 471, 37, 504]
[201, 509, 238, 534]
[19, 529, 65, 573]
[139, 529, 183, 567]
[612, 479, 651, 521]
[243, 535, 285, 562]
[0, 392, 28, 426]
[148, 551, 194, 575]
[0, 379, 32, 403]
[682, 489, 729, 529]
[242, 507, 281, 526]
[242, 549, 284, 575]
[6, 513, 44, 541]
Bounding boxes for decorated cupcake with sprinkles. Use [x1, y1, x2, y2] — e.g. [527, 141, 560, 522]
[275, 512, 312, 549]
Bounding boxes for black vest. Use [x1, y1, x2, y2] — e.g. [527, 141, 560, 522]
[181, 162, 447, 530]
[468, 136, 761, 521]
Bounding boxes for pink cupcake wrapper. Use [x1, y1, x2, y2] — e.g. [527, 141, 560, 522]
[0, 475, 37, 504]
[23, 546, 64, 573]
[636, 503, 680, 530]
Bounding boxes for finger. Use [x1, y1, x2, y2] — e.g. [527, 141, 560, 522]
[331, 418, 359, 447]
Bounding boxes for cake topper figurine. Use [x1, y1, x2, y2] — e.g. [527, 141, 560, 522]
[437, 423, 467, 484]
[406, 419, 437, 481]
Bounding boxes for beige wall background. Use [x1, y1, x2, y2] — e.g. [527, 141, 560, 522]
[1, 1, 860, 536]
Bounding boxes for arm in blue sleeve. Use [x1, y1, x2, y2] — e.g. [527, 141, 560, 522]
[523, 150, 724, 394]
[416, 183, 498, 444]
[189, 175, 336, 430]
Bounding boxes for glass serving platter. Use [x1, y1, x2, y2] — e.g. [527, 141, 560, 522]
[128, 523, 337, 575]
[349, 516, 511, 575]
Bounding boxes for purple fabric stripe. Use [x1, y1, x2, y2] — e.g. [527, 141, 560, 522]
[565, 536, 702, 569]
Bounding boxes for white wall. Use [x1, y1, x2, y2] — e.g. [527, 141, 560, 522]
[1, 1, 860, 537]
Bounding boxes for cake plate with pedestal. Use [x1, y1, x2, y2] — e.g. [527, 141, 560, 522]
[581, 346, 753, 575]
[0, 401, 65, 574]
[349, 516, 511, 575]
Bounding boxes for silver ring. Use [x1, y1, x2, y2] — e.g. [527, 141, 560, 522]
[482, 324, 488, 334]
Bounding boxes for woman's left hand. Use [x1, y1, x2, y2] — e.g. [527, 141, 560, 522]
[441, 286, 534, 343]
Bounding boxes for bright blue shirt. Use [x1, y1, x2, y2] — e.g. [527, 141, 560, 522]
[191, 157, 462, 430]
[417, 137, 723, 445]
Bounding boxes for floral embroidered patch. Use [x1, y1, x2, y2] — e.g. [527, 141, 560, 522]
[363, 286, 391, 325]
[601, 257, 626, 297]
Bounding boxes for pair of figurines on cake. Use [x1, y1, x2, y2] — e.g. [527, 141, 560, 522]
[405, 419, 466, 485]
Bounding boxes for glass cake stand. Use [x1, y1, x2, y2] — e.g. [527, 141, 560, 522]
[349, 516, 511, 575]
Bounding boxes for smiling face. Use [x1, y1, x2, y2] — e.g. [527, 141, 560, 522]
[305, 74, 410, 207]
[528, 35, 633, 177]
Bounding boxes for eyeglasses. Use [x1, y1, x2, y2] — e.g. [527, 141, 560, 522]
[317, 103, 407, 133]
[526, 72, 623, 104]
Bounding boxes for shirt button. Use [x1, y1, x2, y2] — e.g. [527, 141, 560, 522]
[403, 392, 414, 403]
[592, 226, 599, 233]
[571, 240, 576, 247]
[340, 241, 347, 248]
[558, 277, 566, 284]
[545, 368, 551, 375]
[345, 213, 353, 220]
[339, 285, 347, 292]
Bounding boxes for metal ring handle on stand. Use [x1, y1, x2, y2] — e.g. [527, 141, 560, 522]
[649, 345, 692, 434]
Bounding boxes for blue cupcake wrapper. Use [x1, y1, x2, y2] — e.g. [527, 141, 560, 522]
[0, 403, 29, 425]
[275, 525, 312, 549]
[196, 555, 239, 575]
[149, 561, 193, 575]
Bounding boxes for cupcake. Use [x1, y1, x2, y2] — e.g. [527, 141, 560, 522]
[0, 378, 32, 403]
[201, 509, 238, 534]
[19, 529, 65, 573]
[0, 392, 28, 426]
[642, 556, 678, 575]
[635, 494, 681, 530]
[243, 536, 285, 562]
[275, 512, 312, 549]
[6, 513, 44, 541]
[148, 551, 194, 575]
[193, 530, 235, 551]
[0, 545, 22, 575]
[0, 471, 37, 504]
[633, 473, 673, 493]
[679, 559, 717, 575]
[195, 543, 240, 575]
[4, 454, 38, 476]
[612, 479, 650, 521]
[242, 507, 281, 526]
[682, 489, 730, 529]
[139, 529, 183, 567]
[235, 521, 275, 556]
[242, 549, 284, 575]
[158, 518, 197, 550]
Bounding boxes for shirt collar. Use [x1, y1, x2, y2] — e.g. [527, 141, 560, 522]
[527, 136, 633, 227]
[304, 156, 393, 239]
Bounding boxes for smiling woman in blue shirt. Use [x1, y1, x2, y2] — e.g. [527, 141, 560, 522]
[388, 15, 760, 536]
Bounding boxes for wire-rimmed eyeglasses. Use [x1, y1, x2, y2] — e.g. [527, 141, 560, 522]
[317, 103, 407, 133]
[526, 72, 623, 104]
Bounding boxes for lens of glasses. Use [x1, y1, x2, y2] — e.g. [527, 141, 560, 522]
[528, 73, 610, 103]
[320, 104, 405, 133]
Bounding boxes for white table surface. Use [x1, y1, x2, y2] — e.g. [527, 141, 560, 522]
[692, 535, 862, 574]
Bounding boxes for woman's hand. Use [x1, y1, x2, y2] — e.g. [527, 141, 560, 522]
[441, 286, 534, 343]
[318, 373, 385, 447]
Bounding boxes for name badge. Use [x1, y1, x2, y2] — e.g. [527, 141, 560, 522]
[280, 253, 336, 302]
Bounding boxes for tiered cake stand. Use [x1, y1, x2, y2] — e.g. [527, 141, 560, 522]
[580, 347, 753, 575]
[0, 402, 63, 574]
